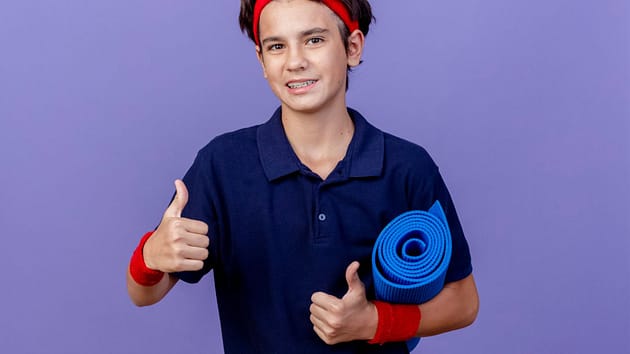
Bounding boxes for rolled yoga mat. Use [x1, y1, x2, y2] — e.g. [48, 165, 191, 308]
[371, 200, 452, 351]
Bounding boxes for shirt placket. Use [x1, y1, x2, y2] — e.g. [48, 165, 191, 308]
[313, 183, 331, 245]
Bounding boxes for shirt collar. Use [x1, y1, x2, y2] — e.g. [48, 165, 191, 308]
[257, 107, 384, 181]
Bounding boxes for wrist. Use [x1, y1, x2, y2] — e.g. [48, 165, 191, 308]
[129, 231, 165, 286]
[368, 301, 421, 345]
[362, 301, 379, 340]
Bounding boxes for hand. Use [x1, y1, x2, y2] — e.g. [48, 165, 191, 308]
[309, 261, 378, 345]
[144, 179, 210, 273]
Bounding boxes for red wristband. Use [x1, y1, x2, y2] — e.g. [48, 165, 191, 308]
[129, 231, 165, 286]
[368, 301, 421, 344]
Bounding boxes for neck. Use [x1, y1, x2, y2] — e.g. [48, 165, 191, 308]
[281, 101, 354, 179]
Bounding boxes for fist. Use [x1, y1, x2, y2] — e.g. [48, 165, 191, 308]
[144, 179, 210, 273]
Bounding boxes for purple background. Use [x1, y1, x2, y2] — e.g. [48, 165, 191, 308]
[1, 0, 628, 353]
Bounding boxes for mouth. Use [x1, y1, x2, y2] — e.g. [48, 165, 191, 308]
[286, 80, 318, 89]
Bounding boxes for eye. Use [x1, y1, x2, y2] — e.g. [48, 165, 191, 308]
[267, 43, 284, 52]
[307, 37, 324, 45]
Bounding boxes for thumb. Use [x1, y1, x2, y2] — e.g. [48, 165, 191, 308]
[344, 261, 363, 294]
[164, 179, 189, 218]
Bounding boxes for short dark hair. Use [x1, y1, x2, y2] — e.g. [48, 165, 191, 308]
[239, 0, 374, 46]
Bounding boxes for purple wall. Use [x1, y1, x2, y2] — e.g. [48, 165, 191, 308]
[1, 0, 628, 353]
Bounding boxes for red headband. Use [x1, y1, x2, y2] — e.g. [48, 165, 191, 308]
[253, 0, 359, 46]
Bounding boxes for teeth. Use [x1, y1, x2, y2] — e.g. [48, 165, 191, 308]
[288, 80, 315, 89]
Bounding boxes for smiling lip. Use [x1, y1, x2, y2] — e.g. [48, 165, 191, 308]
[286, 79, 318, 93]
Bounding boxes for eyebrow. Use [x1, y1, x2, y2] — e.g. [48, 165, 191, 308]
[261, 27, 330, 46]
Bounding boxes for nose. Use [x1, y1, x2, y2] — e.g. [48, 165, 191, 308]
[286, 45, 308, 72]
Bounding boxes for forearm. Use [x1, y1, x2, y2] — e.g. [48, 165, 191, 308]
[415, 274, 479, 337]
[126, 268, 178, 307]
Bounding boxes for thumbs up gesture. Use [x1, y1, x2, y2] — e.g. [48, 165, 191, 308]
[143, 180, 210, 273]
[309, 261, 379, 345]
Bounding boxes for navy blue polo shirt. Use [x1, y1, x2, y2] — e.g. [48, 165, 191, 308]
[176, 107, 472, 354]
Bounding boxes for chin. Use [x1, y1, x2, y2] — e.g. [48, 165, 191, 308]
[280, 97, 328, 115]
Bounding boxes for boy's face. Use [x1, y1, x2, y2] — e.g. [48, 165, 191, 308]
[256, 0, 361, 115]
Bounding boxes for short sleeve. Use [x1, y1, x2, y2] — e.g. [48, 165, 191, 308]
[411, 166, 473, 284]
[172, 151, 219, 284]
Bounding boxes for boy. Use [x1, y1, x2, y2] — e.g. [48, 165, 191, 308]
[127, 1, 479, 353]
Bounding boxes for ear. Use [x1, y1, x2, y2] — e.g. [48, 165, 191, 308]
[255, 45, 268, 79]
[346, 30, 365, 68]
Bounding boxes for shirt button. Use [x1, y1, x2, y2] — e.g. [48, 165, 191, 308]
[318, 213, 327, 221]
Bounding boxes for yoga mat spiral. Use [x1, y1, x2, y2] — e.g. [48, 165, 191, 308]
[371, 200, 452, 351]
